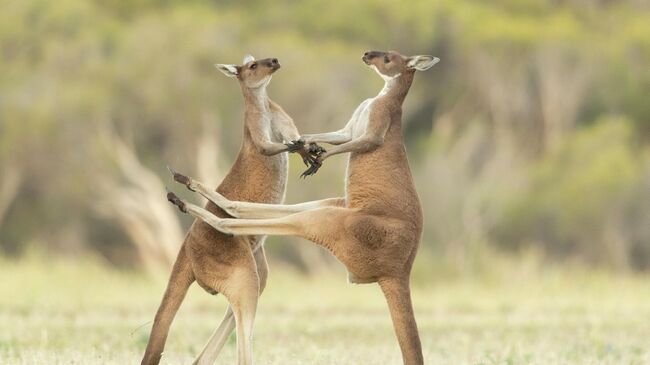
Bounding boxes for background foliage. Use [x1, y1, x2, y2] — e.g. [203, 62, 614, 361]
[1, 0, 650, 275]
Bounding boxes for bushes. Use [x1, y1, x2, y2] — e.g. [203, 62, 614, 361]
[495, 118, 649, 268]
[2, 0, 650, 271]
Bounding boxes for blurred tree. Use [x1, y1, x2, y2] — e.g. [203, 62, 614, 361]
[1, 0, 650, 273]
[495, 118, 643, 269]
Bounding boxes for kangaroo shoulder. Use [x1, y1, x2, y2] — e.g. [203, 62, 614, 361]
[269, 100, 293, 121]
[268, 100, 287, 115]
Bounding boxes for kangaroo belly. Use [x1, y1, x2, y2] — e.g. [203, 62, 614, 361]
[346, 141, 421, 222]
[186, 146, 288, 295]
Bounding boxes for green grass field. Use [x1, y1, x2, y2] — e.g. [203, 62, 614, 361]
[1, 256, 649, 365]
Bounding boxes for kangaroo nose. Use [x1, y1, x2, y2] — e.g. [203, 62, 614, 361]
[362, 51, 372, 64]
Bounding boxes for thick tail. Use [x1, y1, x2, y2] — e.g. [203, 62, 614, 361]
[141, 247, 195, 365]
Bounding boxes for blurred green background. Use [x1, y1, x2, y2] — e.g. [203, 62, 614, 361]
[2, 0, 649, 274]
[2, 1, 650, 364]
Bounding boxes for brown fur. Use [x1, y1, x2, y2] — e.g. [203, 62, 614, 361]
[168, 50, 439, 365]
[141, 56, 306, 365]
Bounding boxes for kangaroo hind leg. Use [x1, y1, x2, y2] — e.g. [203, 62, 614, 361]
[141, 248, 195, 365]
[378, 277, 424, 365]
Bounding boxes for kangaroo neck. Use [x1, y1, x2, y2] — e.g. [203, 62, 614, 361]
[241, 84, 271, 139]
[242, 84, 270, 115]
[375, 70, 414, 106]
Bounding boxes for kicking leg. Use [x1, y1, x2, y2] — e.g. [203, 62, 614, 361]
[214, 197, 345, 219]
[167, 190, 351, 238]
[168, 166, 344, 218]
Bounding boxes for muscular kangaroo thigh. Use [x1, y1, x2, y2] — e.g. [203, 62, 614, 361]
[345, 215, 389, 249]
[186, 225, 257, 295]
[343, 215, 416, 277]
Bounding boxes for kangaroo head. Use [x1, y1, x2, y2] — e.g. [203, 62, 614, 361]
[362, 50, 439, 80]
[215, 55, 281, 89]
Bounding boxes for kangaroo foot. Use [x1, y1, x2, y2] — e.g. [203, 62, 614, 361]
[166, 188, 187, 213]
[167, 165, 195, 191]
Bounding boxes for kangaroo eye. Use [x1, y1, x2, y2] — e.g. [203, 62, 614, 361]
[250, 63, 257, 69]
[384, 56, 390, 64]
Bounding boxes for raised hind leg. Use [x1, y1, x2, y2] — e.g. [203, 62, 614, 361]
[166, 190, 352, 239]
[168, 167, 344, 219]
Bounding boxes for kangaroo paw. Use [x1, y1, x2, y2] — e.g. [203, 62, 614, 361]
[285, 139, 306, 152]
[308, 142, 326, 156]
[297, 149, 315, 166]
[165, 187, 187, 213]
[167, 165, 195, 191]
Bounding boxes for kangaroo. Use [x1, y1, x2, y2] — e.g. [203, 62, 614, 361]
[141, 55, 321, 365]
[166, 50, 439, 365]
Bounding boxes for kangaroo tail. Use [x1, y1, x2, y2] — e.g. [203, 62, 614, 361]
[141, 247, 195, 365]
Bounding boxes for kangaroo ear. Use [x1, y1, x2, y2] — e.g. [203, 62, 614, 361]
[242, 54, 255, 64]
[406, 55, 440, 71]
[214, 64, 239, 77]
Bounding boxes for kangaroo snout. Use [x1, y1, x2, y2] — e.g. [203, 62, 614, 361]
[362, 51, 371, 64]
[267, 58, 281, 71]
[362, 51, 383, 64]
[264, 58, 280, 71]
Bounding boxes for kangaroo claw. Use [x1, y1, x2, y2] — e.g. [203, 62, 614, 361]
[165, 188, 187, 213]
[300, 165, 316, 178]
[285, 139, 306, 152]
[167, 165, 195, 191]
[308, 143, 326, 156]
[300, 158, 322, 178]
[297, 149, 315, 166]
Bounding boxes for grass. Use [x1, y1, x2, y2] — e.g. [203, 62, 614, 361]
[1, 255, 650, 364]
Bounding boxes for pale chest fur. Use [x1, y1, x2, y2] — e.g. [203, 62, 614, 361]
[349, 71, 400, 139]
[269, 113, 289, 142]
[350, 98, 374, 138]
[258, 107, 293, 144]
[224, 110, 289, 204]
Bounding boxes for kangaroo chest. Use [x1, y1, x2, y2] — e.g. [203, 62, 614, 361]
[350, 98, 375, 138]
[349, 83, 395, 139]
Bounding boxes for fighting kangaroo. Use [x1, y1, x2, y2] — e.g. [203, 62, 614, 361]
[141, 55, 321, 365]
[167, 50, 439, 365]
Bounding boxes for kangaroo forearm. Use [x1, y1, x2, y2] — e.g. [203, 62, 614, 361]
[323, 137, 382, 159]
[302, 131, 351, 145]
[256, 141, 288, 156]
